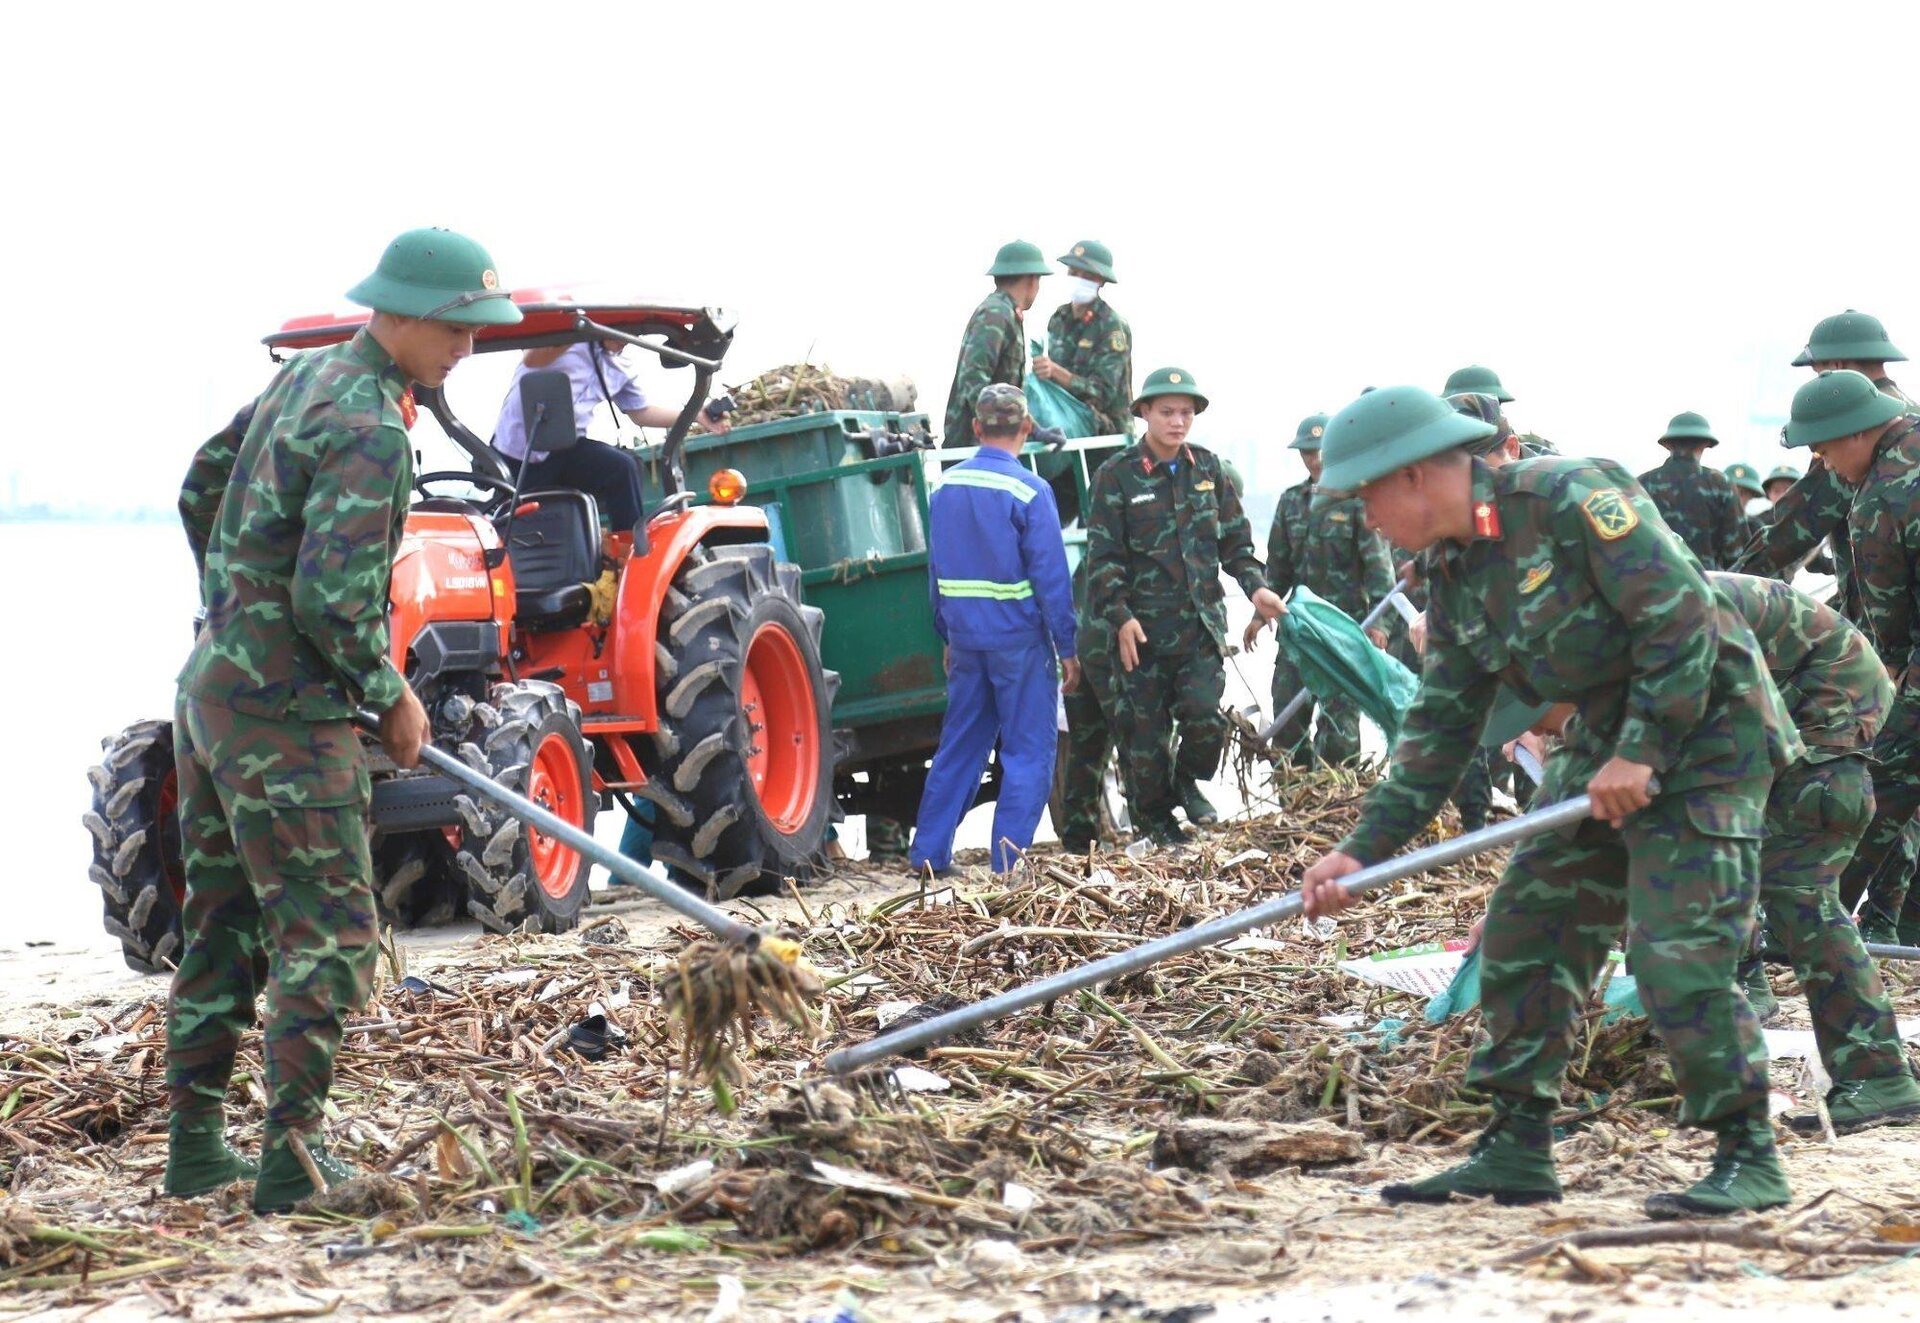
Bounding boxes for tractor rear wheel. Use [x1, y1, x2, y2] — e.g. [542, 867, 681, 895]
[85, 720, 186, 974]
[449, 681, 596, 933]
[646, 544, 837, 899]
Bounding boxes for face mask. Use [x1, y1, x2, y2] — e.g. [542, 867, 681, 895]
[1068, 276, 1101, 305]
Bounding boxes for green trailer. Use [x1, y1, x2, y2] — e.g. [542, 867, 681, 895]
[679, 411, 1129, 822]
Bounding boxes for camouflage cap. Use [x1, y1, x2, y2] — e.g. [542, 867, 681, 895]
[975, 382, 1029, 429]
[1447, 392, 1515, 456]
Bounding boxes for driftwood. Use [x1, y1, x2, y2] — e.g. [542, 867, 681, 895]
[1153, 1117, 1363, 1174]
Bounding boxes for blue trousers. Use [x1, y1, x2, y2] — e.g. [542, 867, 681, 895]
[911, 643, 1059, 873]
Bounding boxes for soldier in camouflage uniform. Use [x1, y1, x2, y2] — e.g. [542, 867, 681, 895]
[1058, 478, 1129, 853]
[1086, 367, 1282, 843]
[1302, 386, 1798, 1219]
[1256, 412, 1394, 766]
[166, 229, 520, 1212]
[1781, 371, 1920, 943]
[942, 240, 1049, 448]
[1033, 240, 1132, 436]
[1636, 412, 1745, 570]
[1706, 572, 1920, 1132]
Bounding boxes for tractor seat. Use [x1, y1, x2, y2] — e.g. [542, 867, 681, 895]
[504, 491, 602, 633]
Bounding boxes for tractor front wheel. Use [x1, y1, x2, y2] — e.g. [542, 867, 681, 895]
[449, 681, 596, 933]
[646, 544, 837, 899]
[85, 720, 186, 974]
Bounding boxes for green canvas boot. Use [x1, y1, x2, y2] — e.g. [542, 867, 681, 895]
[1178, 783, 1219, 827]
[1381, 1100, 1562, 1206]
[1644, 1111, 1789, 1219]
[1787, 1074, 1920, 1136]
[1737, 957, 1780, 1025]
[252, 1135, 360, 1214]
[1858, 907, 1901, 947]
[164, 1117, 258, 1198]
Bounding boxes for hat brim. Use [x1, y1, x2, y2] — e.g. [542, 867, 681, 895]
[987, 261, 1053, 277]
[1481, 691, 1553, 750]
[1318, 411, 1496, 492]
[1783, 391, 1908, 448]
[1057, 254, 1117, 283]
[1131, 389, 1209, 415]
[1660, 429, 1719, 445]
[1289, 436, 1321, 451]
[1792, 341, 1907, 367]
[346, 274, 523, 325]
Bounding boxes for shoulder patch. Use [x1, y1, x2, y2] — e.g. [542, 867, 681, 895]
[1579, 488, 1640, 541]
[1110, 330, 1128, 353]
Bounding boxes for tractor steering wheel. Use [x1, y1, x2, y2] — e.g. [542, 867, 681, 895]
[413, 470, 518, 517]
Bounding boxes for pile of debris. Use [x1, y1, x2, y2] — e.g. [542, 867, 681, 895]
[725, 363, 917, 427]
[4, 771, 1918, 1308]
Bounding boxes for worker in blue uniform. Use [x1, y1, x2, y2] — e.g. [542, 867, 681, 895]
[910, 383, 1082, 874]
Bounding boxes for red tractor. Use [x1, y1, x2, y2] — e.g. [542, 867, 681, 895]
[86, 293, 837, 972]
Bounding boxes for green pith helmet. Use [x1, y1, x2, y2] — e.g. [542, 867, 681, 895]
[1450, 393, 1514, 456]
[1782, 370, 1907, 448]
[1058, 239, 1117, 283]
[1132, 366, 1210, 415]
[1764, 464, 1802, 487]
[345, 228, 523, 325]
[1441, 364, 1515, 403]
[987, 240, 1052, 278]
[1319, 385, 1495, 492]
[1790, 309, 1907, 367]
[1482, 688, 1553, 750]
[1289, 412, 1330, 451]
[1723, 461, 1764, 497]
[1659, 411, 1719, 447]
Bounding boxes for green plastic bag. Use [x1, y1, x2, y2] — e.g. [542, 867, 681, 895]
[1277, 585, 1422, 745]
[1023, 339, 1100, 438]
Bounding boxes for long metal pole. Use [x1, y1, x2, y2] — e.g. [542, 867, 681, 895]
[824, 792, 1596, 1074]
[364, 715, 754, 945]
[1255, 576, 1412, 747]
[1863, 942, 1920, 961]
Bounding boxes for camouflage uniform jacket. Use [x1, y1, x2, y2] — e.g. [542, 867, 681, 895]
[1086, 441, 1266, 654]
[1709, 572, 1891, 763]
[1844, 419, 1920, 712]
[942, 289, 1026, 446]
[1734, 378, 1920, 613]
[1635, 450, 1745, 570]
[1340, 456, 1801, 863]
[1045, 298, 1132, 435]
[178, 329, 414, 720]
[1265, 480, 1394, 621]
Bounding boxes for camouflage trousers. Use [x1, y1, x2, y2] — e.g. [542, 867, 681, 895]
[166, 695, 377, 1140]
[1477, 766, 1771, 1127]
[1451, 747, 1494, 830]
[1108, 619, 1225, 823]
[865, 816, 910, 859]
[1759, 755, 1907, 1083]
[1269, 653, 1360, 768]
[1835, 712, 1920, 928]
[1059, 642, 1128, 845]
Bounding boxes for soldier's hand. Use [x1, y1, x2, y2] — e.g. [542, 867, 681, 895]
[1395, 559, 1424, 589]
[1366, 627, 1388, 650]
[1241, 615, 1268, 651]
[1061, 657, 1082, 694]
[1250, 587, 1284, 621]
[1409, 611, 1429, 655]
[381, 685, 431, 770]
[1117, 618, 1147, 672]
[1302, 851, 1365, 917]
[1587, 756, 1654, 827]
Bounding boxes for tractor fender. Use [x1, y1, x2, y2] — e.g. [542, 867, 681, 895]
[389, 510, 512, 673]
[612, 505, 769, 717]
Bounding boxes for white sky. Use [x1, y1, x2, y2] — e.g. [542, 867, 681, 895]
[6, 0, 1916, 512]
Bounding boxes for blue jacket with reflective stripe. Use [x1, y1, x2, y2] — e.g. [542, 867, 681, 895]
[927, 447, 1077, 656]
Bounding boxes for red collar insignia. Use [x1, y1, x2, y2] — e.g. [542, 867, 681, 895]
[1473, 500, 1501, 539]
[398, 387, 418, 431]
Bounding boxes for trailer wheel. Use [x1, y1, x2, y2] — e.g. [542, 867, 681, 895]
[648, 544, 838, 899]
